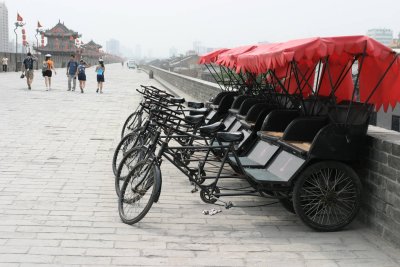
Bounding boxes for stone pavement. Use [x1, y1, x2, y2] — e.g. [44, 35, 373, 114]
[0, 64, 399, 267]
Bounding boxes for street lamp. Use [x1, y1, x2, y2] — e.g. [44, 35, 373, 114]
[14, 21, 25, 72]
[35, 28, 44, 70]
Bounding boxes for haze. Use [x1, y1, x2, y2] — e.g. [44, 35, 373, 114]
[5, 0, 400, 58]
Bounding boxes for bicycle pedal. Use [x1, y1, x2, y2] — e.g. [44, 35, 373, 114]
[191, 188, 198, 193]
[225, 201, 233, 209]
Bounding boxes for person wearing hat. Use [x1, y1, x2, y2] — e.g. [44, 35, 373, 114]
[95, 58, 105, 93]
[42, 54, 57, 91]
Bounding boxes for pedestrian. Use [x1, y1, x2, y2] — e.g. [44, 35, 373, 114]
[77, 59, 90, 93]
[22, 52, 38, 90]
[66, 54, 78, 91]
[95, 58, 105, 94]
[42, 54, 56, 91]
[2, 56, 8, 72]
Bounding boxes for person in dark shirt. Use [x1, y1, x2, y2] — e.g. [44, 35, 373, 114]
[22, 52, 38, 90]
[66, 54, 78, 91]
[77, 59, 91, 93]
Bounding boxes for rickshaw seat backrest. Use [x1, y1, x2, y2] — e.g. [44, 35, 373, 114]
[299, 97, 330, 116]
[230, 95, 252, 110]
[216, 93, 235, 114]
[261, 109, 301, 132]
[328, 102, 371, 125]
[238, 98, 265, 116]
[212, 91, 237, 105]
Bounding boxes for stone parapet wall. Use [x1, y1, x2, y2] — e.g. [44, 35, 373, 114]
[142, 65, 221, 102]
[357, 127, 400, 246]
[0, 52, 120, 72]
[142, 64, 400, 246]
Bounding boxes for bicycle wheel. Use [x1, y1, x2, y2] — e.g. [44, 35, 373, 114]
[112, 131, 140, 176]
[293, 161, 362, 231]
[121, 111, 144, 138]
[119, 159, 161, 225]
[115, 146, 148, 197]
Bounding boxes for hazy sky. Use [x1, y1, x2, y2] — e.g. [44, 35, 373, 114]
[4, 0, 400, 57]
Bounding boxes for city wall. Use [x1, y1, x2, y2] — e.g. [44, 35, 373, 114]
[143, 64, 400, 246]
[0, 52, 118, 72]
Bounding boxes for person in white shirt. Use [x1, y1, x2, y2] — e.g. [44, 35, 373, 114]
[2, 57, 8, 72]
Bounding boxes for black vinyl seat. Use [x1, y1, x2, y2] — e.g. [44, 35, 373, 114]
[184, 115, 204, 124]
[217, 132, 244, 143]
[199, 122, 225, 135]
[189, 108, 208, 115]
[187, 101, 204, 109]
[170, 97, 185, 104]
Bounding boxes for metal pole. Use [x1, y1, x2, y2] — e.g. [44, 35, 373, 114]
[14, 23, 18, 72]
[35, 30, 39, 70]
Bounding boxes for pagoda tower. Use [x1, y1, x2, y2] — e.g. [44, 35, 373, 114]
[35, 21, 81, 66]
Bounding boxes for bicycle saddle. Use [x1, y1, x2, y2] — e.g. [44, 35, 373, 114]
[185, 115, 204, 124]
[189, 108, 208, 115]
[170, 97, 185, 104]
[187, 101, 204, 109]
[199, 122, 225, 134]
[216, 132, 244, 142]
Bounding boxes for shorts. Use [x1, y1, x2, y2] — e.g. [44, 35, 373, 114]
[78, 73, 86, 81]
[42, 70, 52, 77]
[97, 74, 105, 82]
[25, 69, 34, 79]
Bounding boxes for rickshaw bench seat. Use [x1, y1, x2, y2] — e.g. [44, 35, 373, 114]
[240, 120, 256, 130]
[278, 140, 311, 156]
[258, 131, 284, 141]
[236, 114, 246, 121]
[200, 122, 225, 135]
[210, 104, 219, 110]
[217, 132, 244, 142]
[187, 101, 204, 109]
[228, 108, 240, 115]
[189, 108, 208, 115]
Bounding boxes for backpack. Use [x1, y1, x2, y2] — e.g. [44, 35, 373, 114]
[42, 61, 48, 72]
[24, 57, 34, 70]
[78, 65, 85, 74]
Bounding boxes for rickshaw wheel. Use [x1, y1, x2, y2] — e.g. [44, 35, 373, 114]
[200, 187, 220, 204]
[293, 161, 362, 232]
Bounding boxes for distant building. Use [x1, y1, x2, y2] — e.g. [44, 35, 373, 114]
[186, 50, 196, 56]
[35, 21, 80, 57]
[0, 2, 9, 52]
[81, 40, 103, 62]
[367, 29, 393, 46]
[106, 39, 120, 55]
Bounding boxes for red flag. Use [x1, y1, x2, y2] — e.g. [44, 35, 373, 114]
[17, 13, 23, 22]
[37, 21, 42, 28]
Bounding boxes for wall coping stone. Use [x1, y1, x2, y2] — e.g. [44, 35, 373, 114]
[149, 65, 222, 90]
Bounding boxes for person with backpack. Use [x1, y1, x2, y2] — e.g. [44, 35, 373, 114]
[66, 54, 78, 91]
[95, 58, 105, 94]
[77, 59, 90, 93]
[22, 52, 38, 90]
[42, 54, 56, 91]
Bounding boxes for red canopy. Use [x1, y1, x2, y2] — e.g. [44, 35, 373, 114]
[198, 48, 229, 64]
[201, 36, 400, 111]
[215, 45, 258, 69]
